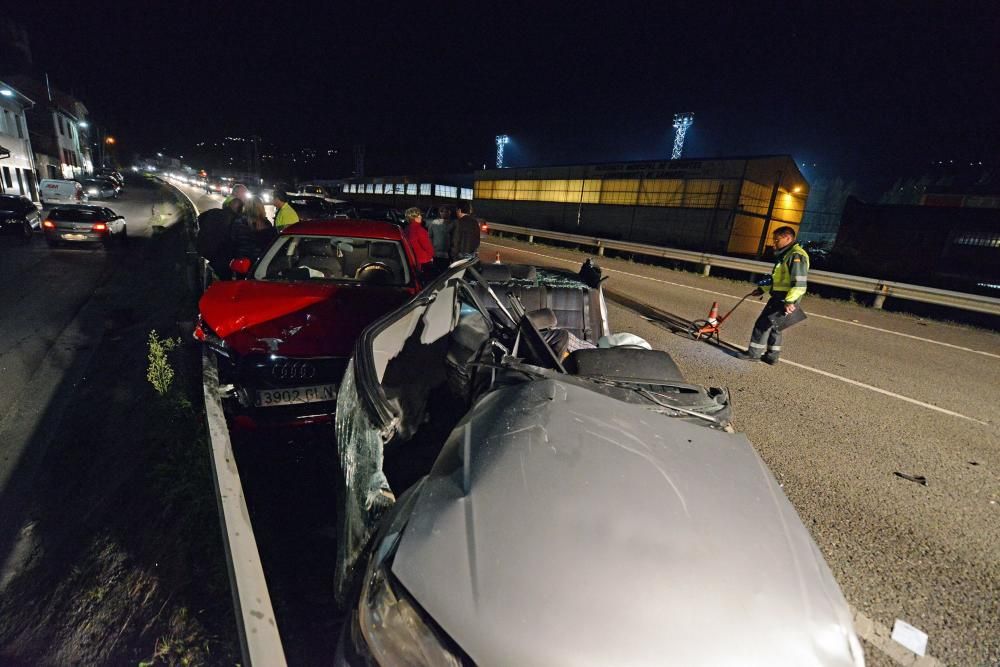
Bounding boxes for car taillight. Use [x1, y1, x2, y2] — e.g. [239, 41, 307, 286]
[92, 222, 107, 232]
[42, 220, 55, 229]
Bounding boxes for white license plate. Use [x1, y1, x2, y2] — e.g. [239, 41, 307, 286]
[256, 384, 337, 407]
[62, 233, 88, 241]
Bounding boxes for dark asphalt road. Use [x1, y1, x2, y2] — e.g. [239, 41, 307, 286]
[0, 178, 188, 602]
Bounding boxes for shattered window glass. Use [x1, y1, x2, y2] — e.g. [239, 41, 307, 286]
[334, 360, 395, 604]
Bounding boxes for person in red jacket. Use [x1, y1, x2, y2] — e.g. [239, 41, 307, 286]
[403, 207, 435, 278]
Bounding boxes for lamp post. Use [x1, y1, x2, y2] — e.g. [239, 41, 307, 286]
[671, 113, 694, 160]
[495, 134, 510, 168]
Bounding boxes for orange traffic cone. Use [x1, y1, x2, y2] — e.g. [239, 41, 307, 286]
[494, 251, 502, 264]
[707, 301, 719, 324]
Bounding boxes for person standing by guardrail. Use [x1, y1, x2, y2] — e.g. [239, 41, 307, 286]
[427, 205, 452, 272]
[450, 201, 481, 260]
[403, 207, 435, 277]
[273, 184, 300, 230]
[738, 226, 810, 365]
[244, 196, 276, 259]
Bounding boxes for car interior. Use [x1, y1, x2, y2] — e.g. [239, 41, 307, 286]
[261, 236, 410, 285]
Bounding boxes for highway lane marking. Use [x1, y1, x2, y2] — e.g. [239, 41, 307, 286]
[483, 241, 1000, 360]
[775, 358, 989, 425]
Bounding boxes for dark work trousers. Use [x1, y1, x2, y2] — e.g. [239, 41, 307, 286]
[747, 294, 788, 359]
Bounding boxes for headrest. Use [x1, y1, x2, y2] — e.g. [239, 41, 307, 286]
[526, 308, 558, 330]
[369, 242, 396, 259]
[479, 263, 512, 282]
[300, 238, 335, 256]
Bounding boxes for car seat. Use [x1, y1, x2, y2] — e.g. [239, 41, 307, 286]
[298, 238, 343, 277]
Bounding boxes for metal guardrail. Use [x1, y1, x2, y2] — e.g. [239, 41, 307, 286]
[487, 222, 1000, 316]
[164, 178, 288, 666]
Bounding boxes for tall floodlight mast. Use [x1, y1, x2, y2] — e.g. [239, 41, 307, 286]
[496, 134, 510, 168]
[671, 112, 695, 160]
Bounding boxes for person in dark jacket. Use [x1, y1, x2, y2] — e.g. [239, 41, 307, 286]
[244, 196, 277, 259]
[403, 207, 435, 277]
[197, 196, 255, 279]
[450, 201, 481, 260]
[427, 205, 452, 272]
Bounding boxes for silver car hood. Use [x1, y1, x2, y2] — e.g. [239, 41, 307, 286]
[391, 379, 862, 667]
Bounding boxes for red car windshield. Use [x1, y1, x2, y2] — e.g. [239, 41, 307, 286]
[254, 235, 412, 286]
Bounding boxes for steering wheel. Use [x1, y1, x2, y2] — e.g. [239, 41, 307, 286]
[354, 262, 393, 284]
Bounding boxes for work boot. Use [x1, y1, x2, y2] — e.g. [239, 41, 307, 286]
[761, 353, 780, 365]
[735, 350, 761, 362]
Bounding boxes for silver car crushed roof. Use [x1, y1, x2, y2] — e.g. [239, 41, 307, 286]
[389, 378, 863, 666]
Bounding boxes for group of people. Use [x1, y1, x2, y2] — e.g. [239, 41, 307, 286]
[401, 202, 483, 277]
[196, 183, 299, 279]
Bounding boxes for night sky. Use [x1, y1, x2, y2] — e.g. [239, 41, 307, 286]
[7, 2, 999, 194]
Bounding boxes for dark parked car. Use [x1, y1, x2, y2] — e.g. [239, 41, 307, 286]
[331, 259, 864, 666]
[80, 177, 119, 200]
[194, 219, 424, 428]
[283, 194, 340, 221]
[42, 205, 128, 248]
[0, 194, 42, 241]
[329, 201, 404, 225]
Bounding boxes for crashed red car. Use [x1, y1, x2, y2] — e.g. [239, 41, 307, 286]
[194, 219, 422, 426]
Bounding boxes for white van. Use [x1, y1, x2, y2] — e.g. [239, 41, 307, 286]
[39, 179, 86, 206]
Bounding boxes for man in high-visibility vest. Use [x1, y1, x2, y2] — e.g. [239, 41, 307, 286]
[739, 226, 809, 365]
[273, 185, 299, 230]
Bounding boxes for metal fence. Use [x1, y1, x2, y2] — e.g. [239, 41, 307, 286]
[487, 222, 1000, 316]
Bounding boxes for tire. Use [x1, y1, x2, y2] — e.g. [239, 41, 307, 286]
[19, 220, 33, 242]
[689, 319, 711, 340]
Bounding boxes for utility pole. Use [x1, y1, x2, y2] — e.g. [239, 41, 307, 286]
[671, 112, 694, 159]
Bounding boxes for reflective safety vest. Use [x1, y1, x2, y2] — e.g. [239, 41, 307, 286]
[275, 203, 300, 230]
[762, 242, 810, 303]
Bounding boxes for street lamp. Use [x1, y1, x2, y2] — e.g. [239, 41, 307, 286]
[671, 113, 694, 160]
[79, 121, 89, 128]
[495, 134, 510, 168]
[105, 136, 116, 145]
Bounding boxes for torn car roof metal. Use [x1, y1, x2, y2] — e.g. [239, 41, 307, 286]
[390, 378, 861, 667]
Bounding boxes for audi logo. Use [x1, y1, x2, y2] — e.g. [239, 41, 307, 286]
[271, 360, 317, 381]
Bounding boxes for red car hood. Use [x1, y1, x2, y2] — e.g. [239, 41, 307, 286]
[199, 280, 413, 357]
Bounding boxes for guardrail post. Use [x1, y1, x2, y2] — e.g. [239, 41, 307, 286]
[700, 263, 711, 276]
[597, 242, 605, 256]
[528, 234, 534, 244]
[872, 284, 889, 310]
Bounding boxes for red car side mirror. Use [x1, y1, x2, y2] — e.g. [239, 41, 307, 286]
[230, 257, 252, 276]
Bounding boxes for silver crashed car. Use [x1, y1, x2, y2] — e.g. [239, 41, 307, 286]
[332, 259, 864, 667]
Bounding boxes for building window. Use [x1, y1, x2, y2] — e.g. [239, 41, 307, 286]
[599, 179, 640, 206]
[394, 183, 405, 195]
[374, 183, 383, 194]
[15, 114, 23, 138]
[419, 183, 431, 195]
[952, 232, 1000, 248]
[1, 109, 11, 134]
[435, 184, 457, 198]
[58, 116, 65, 136]
[460, 188, 473, 200]
[3, 167, 12, 188]
[406, 183, 417, 195]
[15, 168, 25, 195]
[366, 183, 374, 194]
